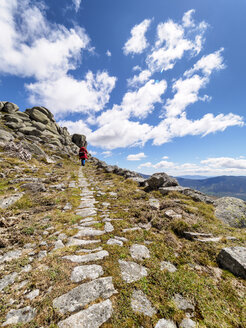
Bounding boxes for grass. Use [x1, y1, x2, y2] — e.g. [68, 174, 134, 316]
[0, 148, 245, 328]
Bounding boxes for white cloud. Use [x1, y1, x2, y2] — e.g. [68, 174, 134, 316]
[122, 79, 167, 118]
[182, 9, 195, 27]
[139, 157, 246, 176]
[146, 10, 207, 72]
[133, 65, 141, 71]
[73, 0, 82, 12]
[164, 74, 207, 118]
[127, 152, 146, 161]
[184, 48, 225, 77]
[127, 70, 152, 88]
[26, 71, 117, 117]
[201, 157, 246, 169]
[57, 119, 92, 135]
[162, 156, 169, 159]
[123, 19, 151, 55]
[106, 50, 112, 57]
[89, 150, 97, 156]
[0, 0, 89, 80]
[102, 151, 112, 158]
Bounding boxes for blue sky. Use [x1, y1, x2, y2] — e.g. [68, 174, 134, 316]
[0, 0, 246, 176]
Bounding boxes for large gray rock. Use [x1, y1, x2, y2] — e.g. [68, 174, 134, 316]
[0, 250, 22, 263]
[1, 102, 19, 113]
[57, 299, 113, 328]
[53, 277, 117, 314]
[144, 173, 178, 192]
[180, 318, 197, 328]
[3, 306, 36, 326]
[19, 127, 42, 137]
[21, 182, 46, 192]
[63, 250, 109, 263]
[214, 197, 246, 228]
[26, 108, 49, 124]
[131, 290, 157, 317]
[172, 294, 195, 311]
[0, 128, 14, 142]
[217, 247, 246, 279]
[72, 134, 87, 148]
[118, 260, 148, 283]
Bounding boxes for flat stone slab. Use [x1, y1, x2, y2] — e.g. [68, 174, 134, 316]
[104, 222, 114, 232]
[131, 290, 157, 317]
[75, 208, 97, 217]
[53, 240, 65, 250]
[155, 319, 177, 328]
[74, 227, 105, 237]
[53, 277, 117, 314]
[26, 289, 40, 300]
[76, 247, 103, 254]
[149, 198, 160, 210]
[160, 261, 177, 273]
[80, 221, 98, 227]
[107, 238, 123, 246]
[115, 236, 128, 242]
[67, 238, 101, 246]
[3, 306, 36, 326]
[63, 250, 109, 263]
[119, 260, 148, 283]
[217, 246, 246, 279]
[71, 265, 104, 282]
[57, 299, 113, 328]
[0, 250, 22, 264]
[130, 244, 150, 261]
[183, 231, 213, 240]
[0, 272, 18, 291]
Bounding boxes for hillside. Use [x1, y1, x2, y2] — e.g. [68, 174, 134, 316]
[0, 102, 246, 328]
[177, 176, 246, 201]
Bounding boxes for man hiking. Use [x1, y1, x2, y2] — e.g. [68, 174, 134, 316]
[79, 146, 88, 166]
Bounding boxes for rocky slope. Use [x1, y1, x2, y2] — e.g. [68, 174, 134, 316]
[0, 102, 246, 328]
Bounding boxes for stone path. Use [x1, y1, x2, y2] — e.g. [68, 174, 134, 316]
[0, 167, 198, 327]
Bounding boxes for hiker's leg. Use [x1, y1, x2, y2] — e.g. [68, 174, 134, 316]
[81, 159, 83, 166]
[82, 159, 85, 166]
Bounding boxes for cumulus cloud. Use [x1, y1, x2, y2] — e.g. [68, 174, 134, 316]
[127, 153, 146, 161]
[146, 10, 207, 72]
[57, 119, 92, 135]
[0, 0, 117, 117]
[123, 19, 151, 55]
[184, 48, 225, 77]
[122, 79, 167, 118]
[0, 0, 89, 80]
[127, 70, 152, 88]
[73, 0, 82, 12]
[201, 157, 246, 169]
[27, 71, 117, 117]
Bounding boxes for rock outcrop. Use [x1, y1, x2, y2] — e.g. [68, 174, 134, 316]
[217, 247, 246, 279]
[214, 197, 246, 228]
[72, 134, 87, 148]
[0, 101, 79, 156]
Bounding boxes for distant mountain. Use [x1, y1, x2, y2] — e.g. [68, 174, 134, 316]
[176, 176, 246, 201]
[176, 175, 212, 180]
[138, 173, 150, 179]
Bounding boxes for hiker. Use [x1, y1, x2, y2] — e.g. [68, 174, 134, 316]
[79, 146, 88, 166]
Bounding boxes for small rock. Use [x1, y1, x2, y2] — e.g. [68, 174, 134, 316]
[63, 202, 72, 210]
[0, 272, 18, 291]
[104, 222, 114, 233]
[172, 294, 195, 311]
[74, 227, 104, 237]
[160, 261, 177, 273]
[0, 193, 24, 209]
[67, 238, 101, 246]
[0, 250, 22, 264]
[115, 236, 128, 242]
[180, 318, 197, 328]
[130, 244, 150, 261]
[131, 290, 157, 317]
[26, 289, 40, 300]
[155, 319, 177, 328]
[53, 240, 65, 250]
[38, 250, 47, 259]
[122, 227, 142, 232]
[165, 209, 182, 220]
[70, 265, 104, 282]
[3, 306, 36, 326]
[149, 198, 160, 210]
[107, 238, 123, 246]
